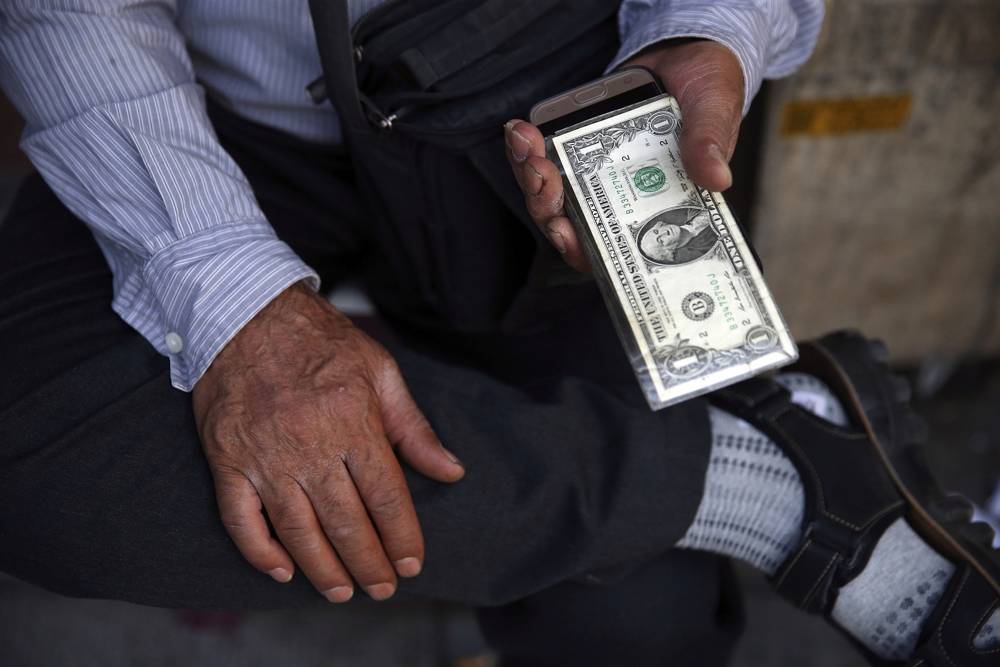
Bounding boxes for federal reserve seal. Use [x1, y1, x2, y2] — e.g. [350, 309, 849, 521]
[682, 292, 714, 321]
[633, 166, 666, 193]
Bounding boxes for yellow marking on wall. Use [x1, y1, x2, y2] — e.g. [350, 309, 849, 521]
[780, 95, 912, 136]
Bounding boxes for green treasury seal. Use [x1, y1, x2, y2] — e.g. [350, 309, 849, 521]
[633, 166, 666, 193]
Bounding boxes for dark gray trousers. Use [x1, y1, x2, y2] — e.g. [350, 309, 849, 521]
[0, 102, 742, 666]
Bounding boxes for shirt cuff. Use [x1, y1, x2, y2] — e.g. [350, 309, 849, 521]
[608, 3, 771, 116]
[120, 221, 320, 391]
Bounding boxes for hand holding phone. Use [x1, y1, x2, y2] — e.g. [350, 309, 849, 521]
[504, 39, 743, 272]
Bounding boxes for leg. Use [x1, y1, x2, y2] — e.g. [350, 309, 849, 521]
[477, 552, 743, 667]
[0, 174, 714, 612]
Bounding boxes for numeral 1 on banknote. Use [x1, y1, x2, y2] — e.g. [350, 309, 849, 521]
[549, 95, 797, 409]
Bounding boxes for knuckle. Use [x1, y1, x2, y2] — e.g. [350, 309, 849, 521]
[204, 419, 246, 455]
[218, 504, 251, 529]
[676, 76, 741, 116]
[324, 388, 371, 423]
[212, 466, 248, 492]
[377, 352, 402, 380]
[223, 523, 256, 546]
[534, 156, 558, 179]
[269, 505, 311, 539]
[328, 520, 362, 543]
[206, 420, 231, 447]
[309, 477, 352, 514]
[284, 416, 329, 447]
[524, 155, 548, 176]
[553, 188, 565, 211]
[519, 122, 542, 144]
[347, 443, 379, 469]
[527, 196, 553, 220]
[277, 527, 317, 555]
[368, 488, 407, 521]
[327, 360, 380, 396]
[275, 519, 312, 541]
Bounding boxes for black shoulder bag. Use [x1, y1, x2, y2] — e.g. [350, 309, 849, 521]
[308, 0, 621, 335]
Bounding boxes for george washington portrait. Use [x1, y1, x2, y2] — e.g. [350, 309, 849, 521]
[635, 206, 720, 265]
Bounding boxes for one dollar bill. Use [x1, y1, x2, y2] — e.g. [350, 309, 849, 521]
[548, 94, 797, 409]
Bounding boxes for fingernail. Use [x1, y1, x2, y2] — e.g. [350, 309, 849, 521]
[546, 224, 567, 254]
[505, 122, 530, 162]
[268, 567, 292, 583]
[525, 161, 543, 195]
[443, 447, 462, 466]
[365, 582, 396, 601]
[707, 144, 732, 187]
[394, 557, 423, 578]
[323, 586, 354, 603]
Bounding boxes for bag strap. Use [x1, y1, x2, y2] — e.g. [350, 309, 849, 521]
[398, 0, 561, 90]
[308, 0, 367, 131]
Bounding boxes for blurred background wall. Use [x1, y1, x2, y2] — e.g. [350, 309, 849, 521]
[752, 0, 1000, 364]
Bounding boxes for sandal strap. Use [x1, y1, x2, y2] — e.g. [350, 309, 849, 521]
[710, 377, 904, 614]
[909, 564, 1000, 666]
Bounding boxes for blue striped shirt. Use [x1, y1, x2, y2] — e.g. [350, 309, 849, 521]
[0, 0, 823, 391]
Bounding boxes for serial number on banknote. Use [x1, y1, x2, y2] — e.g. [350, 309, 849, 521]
[549, 95, 797, 409]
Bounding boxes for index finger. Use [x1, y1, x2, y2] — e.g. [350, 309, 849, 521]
[504, 119, 545, 165]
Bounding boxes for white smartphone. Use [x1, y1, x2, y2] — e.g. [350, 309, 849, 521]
[529, 67, 664, 137]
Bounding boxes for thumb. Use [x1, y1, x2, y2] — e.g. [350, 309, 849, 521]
[376, 362, 465, 483]
[678, 82, 742, 192]
[671, 59, 743, 192]
[631, 40, 745, 192]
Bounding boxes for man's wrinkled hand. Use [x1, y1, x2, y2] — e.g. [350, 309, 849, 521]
[192, 282, 464, 602]
[504, 39, 744, 272]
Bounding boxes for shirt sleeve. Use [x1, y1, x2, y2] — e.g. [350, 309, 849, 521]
[0, 0, 319, 391]
[611, 0, 825, 115]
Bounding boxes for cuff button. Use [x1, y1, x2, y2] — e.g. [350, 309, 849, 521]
[165, 332, 184, 354]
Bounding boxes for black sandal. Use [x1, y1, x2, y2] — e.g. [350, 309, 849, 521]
[708, 330, 999, 666]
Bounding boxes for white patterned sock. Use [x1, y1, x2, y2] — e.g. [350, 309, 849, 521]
[831, 518, 955, 660]
[676, 372, 847, 574]
[676, 404, 805, 574]
[975, 608, 1000, 649]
